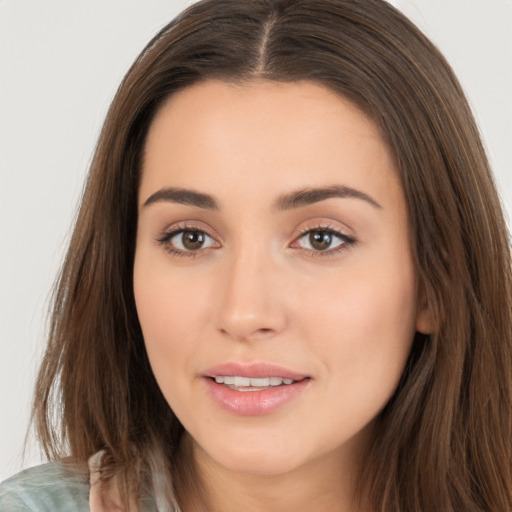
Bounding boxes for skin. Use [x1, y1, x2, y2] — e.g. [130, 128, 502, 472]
[134, 80, 432, 512]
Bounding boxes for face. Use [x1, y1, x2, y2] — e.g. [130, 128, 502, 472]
[134, 80, 429, 477]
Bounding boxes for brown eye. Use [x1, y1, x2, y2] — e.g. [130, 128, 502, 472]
[309, 231, 333, 251]
[293, 228, 353, 254]
[181, 230, 206, 250]
[163, 229, 217, 253]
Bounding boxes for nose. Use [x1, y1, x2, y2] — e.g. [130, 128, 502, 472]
[215, 245, 288, 342]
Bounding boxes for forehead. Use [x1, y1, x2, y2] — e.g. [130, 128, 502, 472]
[146, 79, 383, 153]
[140, 79, 403, 212]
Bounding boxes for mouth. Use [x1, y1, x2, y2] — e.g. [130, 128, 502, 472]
[202, 363, 311, 415]
[211, 375, 304, 392]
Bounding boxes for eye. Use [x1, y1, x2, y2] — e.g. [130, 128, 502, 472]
[292, 227, 355, 255]
[157, 227, 219, 256]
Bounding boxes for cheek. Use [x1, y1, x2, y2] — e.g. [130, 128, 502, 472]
[299, 258, 417, 394]
[133, 251, 208, 391]
[134, 243, 209, 334]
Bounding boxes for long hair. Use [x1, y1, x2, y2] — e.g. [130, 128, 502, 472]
[32, 0, 512, 510]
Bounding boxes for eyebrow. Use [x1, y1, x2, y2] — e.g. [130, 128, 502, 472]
[273, 185, 381, 210]
[142, 184, 381, 210]
[143, 187, 220, 209]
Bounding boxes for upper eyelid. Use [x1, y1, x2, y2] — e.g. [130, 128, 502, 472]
[160, 221, 217, 238]
[159, 220, 348, 235]
[292, 227, 353, 246]
[294, 221, 353, 238]
[157, 220, 352, 239]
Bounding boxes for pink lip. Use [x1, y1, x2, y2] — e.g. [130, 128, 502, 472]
[203, 362, 309, 380]
[202, 362, 311, 416]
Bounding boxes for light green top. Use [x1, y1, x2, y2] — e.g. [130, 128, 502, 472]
[0, 461, 90, 511]
[0, 460, 170, 511]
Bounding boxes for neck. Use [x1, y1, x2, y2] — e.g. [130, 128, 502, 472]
[174, 433, 369, 512]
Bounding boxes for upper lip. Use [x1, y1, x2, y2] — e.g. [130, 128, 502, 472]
[203, 362, 310, 381]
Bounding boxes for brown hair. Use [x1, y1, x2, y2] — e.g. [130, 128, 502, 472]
[33, 0, 512, 510]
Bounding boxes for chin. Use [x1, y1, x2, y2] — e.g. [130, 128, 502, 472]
[214, 449, 305, 476]
[193, 429, 319, 477]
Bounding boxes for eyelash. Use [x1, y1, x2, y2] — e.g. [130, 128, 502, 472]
[155, 223, 356, 259]
[156, 223, 217, 259]
[293, 224, 356, 257]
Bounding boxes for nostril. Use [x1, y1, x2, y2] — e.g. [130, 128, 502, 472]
[219, 325, 278, 342]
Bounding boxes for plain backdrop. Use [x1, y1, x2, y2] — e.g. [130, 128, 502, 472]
[1, 0, 511, 481]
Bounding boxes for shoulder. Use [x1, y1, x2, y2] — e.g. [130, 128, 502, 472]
[0, 460, 90, 511]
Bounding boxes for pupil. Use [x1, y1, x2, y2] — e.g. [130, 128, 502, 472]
[183, 231, 204, 250]
[310, 231, 332, 251]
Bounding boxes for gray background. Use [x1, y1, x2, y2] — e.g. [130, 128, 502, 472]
[1, 0, 511, 480]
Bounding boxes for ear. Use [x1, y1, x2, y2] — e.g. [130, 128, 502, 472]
[416, 305, 435, 334]
[416, 288, 436, 334]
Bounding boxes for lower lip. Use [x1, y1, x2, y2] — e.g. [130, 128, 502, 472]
[203, 378, 310, 416]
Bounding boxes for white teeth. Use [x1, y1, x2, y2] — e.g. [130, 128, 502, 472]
[214, 376, 297, 387]
[234, 376, 251, 387]
[215, 376, 235, 385]
[250, 377, 270, 387]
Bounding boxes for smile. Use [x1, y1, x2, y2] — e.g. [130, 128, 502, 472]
[203, 363, 311, 415]
[214, 376, 296, 390]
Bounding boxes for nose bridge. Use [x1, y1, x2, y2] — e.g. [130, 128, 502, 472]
[216, 235, 286, 340]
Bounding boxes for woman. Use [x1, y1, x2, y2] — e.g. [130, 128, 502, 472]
[1, 0, 511, 510]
